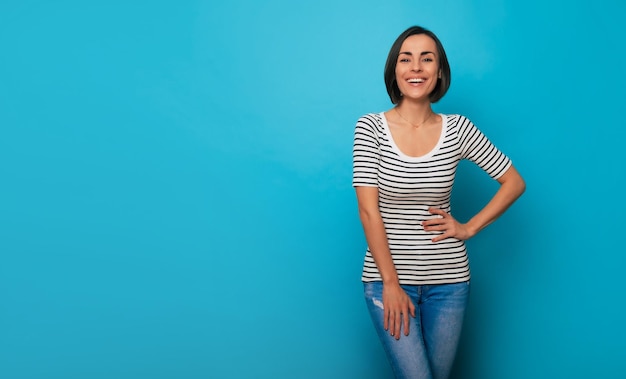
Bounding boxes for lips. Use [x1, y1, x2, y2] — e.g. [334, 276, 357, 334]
[407, 78, 425, 84]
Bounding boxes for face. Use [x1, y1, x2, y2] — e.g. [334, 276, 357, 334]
[395, 34, 441, 102]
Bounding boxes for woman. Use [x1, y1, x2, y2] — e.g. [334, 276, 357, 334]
[352, 26, 525, 379]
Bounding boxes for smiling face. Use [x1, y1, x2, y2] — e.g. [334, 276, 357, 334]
[395, 34, 441, 103]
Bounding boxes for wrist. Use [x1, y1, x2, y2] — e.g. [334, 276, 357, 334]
[382, 275, 400, 286]
[464, 220, 480, 238]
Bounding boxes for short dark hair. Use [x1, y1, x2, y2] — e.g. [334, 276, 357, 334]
[384, 26, 451, 104]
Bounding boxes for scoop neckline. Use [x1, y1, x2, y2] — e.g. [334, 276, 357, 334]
[379, 112, 447, 161]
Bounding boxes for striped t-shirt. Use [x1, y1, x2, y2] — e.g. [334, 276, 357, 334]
[352, 112, 512, 285]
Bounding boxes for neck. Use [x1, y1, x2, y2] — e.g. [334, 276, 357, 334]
[395, 100, 434, 126]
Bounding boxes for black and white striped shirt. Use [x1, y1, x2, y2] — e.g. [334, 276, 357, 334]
[353, 112, 511, 285]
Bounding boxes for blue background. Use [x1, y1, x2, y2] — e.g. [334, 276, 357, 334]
[1, 1, 625, 378]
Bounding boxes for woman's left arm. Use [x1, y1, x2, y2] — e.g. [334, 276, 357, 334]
[423, 165, 526, 242]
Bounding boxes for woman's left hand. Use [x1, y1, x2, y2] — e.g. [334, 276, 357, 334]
[422, 207, 473, 242]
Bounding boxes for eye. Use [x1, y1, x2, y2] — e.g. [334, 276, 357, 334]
[422, 57, 434, 62]
[399, 58, 410, 63]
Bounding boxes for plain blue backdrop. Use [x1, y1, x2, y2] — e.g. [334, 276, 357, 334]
[1, 1, 625, 378]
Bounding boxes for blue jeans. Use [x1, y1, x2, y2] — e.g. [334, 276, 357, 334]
[364, 281, 470, 379]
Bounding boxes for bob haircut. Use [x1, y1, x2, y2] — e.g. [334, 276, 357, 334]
[384, 26, 451, 104]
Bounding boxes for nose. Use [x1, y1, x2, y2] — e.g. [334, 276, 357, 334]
[411, 60, 422, 72]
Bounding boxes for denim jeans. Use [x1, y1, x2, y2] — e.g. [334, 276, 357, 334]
[363, 281, 470, 379]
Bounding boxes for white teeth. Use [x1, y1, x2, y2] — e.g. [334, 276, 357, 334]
[408, 78, 425, 83]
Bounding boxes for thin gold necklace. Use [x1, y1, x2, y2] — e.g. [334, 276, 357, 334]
[394, 107, 433, 128]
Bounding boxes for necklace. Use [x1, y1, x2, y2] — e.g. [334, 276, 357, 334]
[394, 107, 433, 128]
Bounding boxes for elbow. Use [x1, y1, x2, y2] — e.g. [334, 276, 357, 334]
[500, 166, 526, 199]
[358, 207, 374, 223]
[358, 205, 380, 225]
[512, 175, 526, 201]
[517, 176, 526, 197]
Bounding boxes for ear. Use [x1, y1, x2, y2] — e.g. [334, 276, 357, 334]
[438, 70, 442, 78]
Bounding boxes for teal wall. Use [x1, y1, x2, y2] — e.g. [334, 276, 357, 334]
[2, 1, 625, 378]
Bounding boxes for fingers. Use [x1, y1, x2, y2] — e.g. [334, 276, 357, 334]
[386, 310, 406, 340]
[383, 308, 410, 340]
[384, 309, 402, 339]
[403, 311, 411, 336]
[427, 207, 447, 217]
[384, 307, 402, 337]
[394, 311, 402, 339]
[422, 207, 447, 228]
[387, 306, 415, 339]
[423, 220, 448, 231]
[423, 216, 452, 239]
[384, 308, 390, 332]
[382, 285, 415, 339]
[423, 207, 456, 242]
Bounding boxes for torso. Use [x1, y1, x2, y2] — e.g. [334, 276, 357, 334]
[352, 112, 511, 285]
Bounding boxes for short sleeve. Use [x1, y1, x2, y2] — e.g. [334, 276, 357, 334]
[352, 115, 380, 187]
[457, 116, 512, 180]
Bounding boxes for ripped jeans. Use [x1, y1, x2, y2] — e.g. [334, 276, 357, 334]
[363, 281, 469, 379]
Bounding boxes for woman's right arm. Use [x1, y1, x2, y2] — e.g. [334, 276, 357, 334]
[356, 186, 416, 339]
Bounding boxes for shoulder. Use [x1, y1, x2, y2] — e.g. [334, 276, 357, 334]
[356, 112, 384, 127]
[441, 113, 470, 124]
[355, 113, 385, 136]
[442, 114, 476, 130]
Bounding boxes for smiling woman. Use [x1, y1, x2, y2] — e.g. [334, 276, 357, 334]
[353, 25, 526, 379]
[384, 29, 451, 105]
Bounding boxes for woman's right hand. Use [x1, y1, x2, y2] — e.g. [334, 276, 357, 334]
[382, 282, 416, 340]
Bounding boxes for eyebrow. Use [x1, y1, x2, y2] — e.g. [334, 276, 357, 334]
[399, 51, 435, 56]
